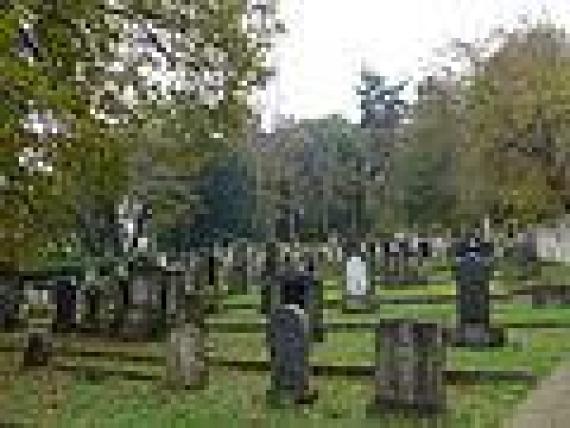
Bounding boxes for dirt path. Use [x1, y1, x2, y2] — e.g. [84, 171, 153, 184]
[503, 360, 570, 428]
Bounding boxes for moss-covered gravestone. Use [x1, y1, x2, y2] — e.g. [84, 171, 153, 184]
[166, 269, 207, 390]
[372, 319, 445, 416]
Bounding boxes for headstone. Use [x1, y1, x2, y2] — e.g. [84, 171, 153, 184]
[0, 274, 19, 331]
[454, 236, 505, 347]
[270, 262, 324, 343]
[531, 285, 570, 307]
[267, 304, 317, 406]
[261, 241, 279, 315]
[54, 276, 77, 333]
[344, 253, 371, 311]
[22, 287, 55, 368]
[166, 321, 206, 390]
[373, 319, 445, 415]
[231, 245, 249, 295]
[121, 261, 166, 341]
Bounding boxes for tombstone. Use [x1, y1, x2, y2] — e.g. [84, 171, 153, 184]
[166, 321, 206, 390]
[372, 319, 445, 416]
[269, 259, 324, 343]
[531, 285, 570, 308]
[0, 273, 19, 331]
[267, 305, 317, 406]
[230, 244, 249, 295]
[120, 259, 167, 341]
[453, 236, 505, 347]
[344, 252, 371, 311]
[54, 276, 77, 333]
[261, 241, 279, 315]
[22, 286, 55, 368]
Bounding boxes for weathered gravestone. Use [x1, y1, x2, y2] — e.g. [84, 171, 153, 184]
[372, 319, 445, 416]
[166, 260, 208, 390]
[531, 285, 570, 308]
[229, 243, 249, 295]
[266, 258, 324, 343]
[453, 236, 505, 347]
[166, 320, 207, 390]
[22, 286, 55, 368]
[267, 304, 317, 406]
[0, 273, 19, 331]
[119, 257, 169, 341]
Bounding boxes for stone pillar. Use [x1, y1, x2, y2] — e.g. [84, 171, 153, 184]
[373, 319, 445, 415]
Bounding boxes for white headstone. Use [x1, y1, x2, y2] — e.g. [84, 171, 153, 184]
[346, 256, 368, 297]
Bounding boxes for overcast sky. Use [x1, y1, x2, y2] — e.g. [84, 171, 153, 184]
[259, 0, 570, 130]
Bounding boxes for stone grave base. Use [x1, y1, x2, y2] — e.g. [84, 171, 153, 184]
[266, 387, 318, 408]
[452, 324, 506, 348]
[342, 295, 372, 313]
[368, 398, 445, 417]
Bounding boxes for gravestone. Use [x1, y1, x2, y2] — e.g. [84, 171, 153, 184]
[0, 274, 19, 331]
[269, 260, 324, 343]
[120, 258, 167, 341]
[344, 252, 371, 311]
[267, 304, 317, 406]
[373, 319, 445, 415]
[231, 244, 249, 295]
[453, 236, 505, 347]
[531, 285, 570, 307]
[261, 242, 279, 315]
[166, 321, 206, 390]
[22, 287, 55, 368]
[54, 276, 77, 333]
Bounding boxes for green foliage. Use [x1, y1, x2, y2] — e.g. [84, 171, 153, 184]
[0, 0, 282, 270]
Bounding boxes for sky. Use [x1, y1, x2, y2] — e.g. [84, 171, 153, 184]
[259, 0, 570, 130]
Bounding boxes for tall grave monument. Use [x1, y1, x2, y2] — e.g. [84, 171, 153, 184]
[267, 304, 317, 406]
[453, 233, 505, 347]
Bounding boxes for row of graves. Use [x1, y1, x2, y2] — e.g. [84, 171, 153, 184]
[2, 233, 553, 416]
[257, 234, 506, 411]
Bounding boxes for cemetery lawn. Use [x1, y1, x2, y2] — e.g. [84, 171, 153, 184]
[209, 328, 570, 375]
[1, 324, 569, 426]
[0, 355, 531, 428]
[211, 301, 570, 326]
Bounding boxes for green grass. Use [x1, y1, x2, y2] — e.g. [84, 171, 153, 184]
[208, 328, 570, 374]
[0, 362, 531, 427]
[210, 301, 570, 327]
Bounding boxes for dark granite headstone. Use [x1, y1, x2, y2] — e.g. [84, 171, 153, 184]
[373, 319, 445, 415]
[273, 265, 324, 343]
[54, 277, 77, 333]
[267, 304, 316, 406]
[454, 236, 505, 347]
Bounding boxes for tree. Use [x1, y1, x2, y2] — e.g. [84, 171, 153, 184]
[390, 75, 461, 235]
[0, 0, 282, 271]
[458, 24, 570, 234]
